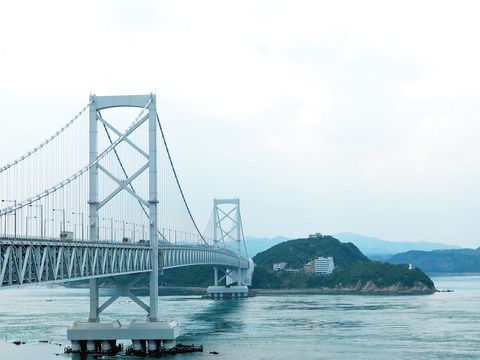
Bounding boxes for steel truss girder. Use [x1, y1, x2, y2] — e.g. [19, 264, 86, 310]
[0, 239, 251, 288]
[0, 238, 152, 287]
[161, 246, 250, 270]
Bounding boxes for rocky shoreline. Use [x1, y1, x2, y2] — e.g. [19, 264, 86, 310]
[251, 280, 437, 295]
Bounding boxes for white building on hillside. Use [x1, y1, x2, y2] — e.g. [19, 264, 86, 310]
[314, 257, 334, 275]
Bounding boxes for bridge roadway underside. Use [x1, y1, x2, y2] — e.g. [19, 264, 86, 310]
[0, 237, 250, 287]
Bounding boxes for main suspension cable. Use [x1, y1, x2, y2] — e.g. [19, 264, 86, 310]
[0, 100, 92, 173]
[156, 114, 208, 246]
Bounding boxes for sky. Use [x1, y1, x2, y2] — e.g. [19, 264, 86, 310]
[1, 1, 480, 248]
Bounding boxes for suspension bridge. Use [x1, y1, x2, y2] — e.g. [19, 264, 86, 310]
[0, 94, 254, 354]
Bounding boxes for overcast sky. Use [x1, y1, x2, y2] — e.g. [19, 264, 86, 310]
[1, 1, 480, 248]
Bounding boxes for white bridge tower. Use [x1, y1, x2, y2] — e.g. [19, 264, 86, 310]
[67, 94, 178, 354]
[207, 198, 253, 298]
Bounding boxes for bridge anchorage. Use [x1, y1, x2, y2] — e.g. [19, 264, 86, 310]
[0, 93, 253, 355]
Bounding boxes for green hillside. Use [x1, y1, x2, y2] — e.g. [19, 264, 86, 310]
[252, 235, 435, 293]
[254, 235, 368, 268]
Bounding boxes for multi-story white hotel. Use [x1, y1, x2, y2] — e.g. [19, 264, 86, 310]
[314, 256, 335, 275]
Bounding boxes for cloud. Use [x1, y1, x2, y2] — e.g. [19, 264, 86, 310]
[2, 1, 480, 247]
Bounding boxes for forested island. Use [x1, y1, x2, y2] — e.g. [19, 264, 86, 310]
[251, 235, 436, 294]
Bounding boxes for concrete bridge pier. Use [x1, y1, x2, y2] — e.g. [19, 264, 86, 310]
[207, 266, 250, 298]
[207, 285, 249, 298]
[67, 273, 180, 354]
[207, 262, 253, 299]
[67, 319, 180, 354]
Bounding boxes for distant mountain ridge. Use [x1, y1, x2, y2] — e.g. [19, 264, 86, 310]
[388, 248, 480, 273]
[332, 232, 461, 255]
[245, 233, 460, 258]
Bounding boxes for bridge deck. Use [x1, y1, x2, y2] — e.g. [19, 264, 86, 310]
[0, 237, 250, 288]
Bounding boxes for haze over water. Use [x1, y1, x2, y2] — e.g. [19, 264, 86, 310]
[0, 274, 479, 359]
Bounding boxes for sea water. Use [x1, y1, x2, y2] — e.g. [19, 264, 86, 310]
[0, 274, 479, 360]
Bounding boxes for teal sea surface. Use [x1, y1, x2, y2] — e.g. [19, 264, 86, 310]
[0, 274, 479, 359]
